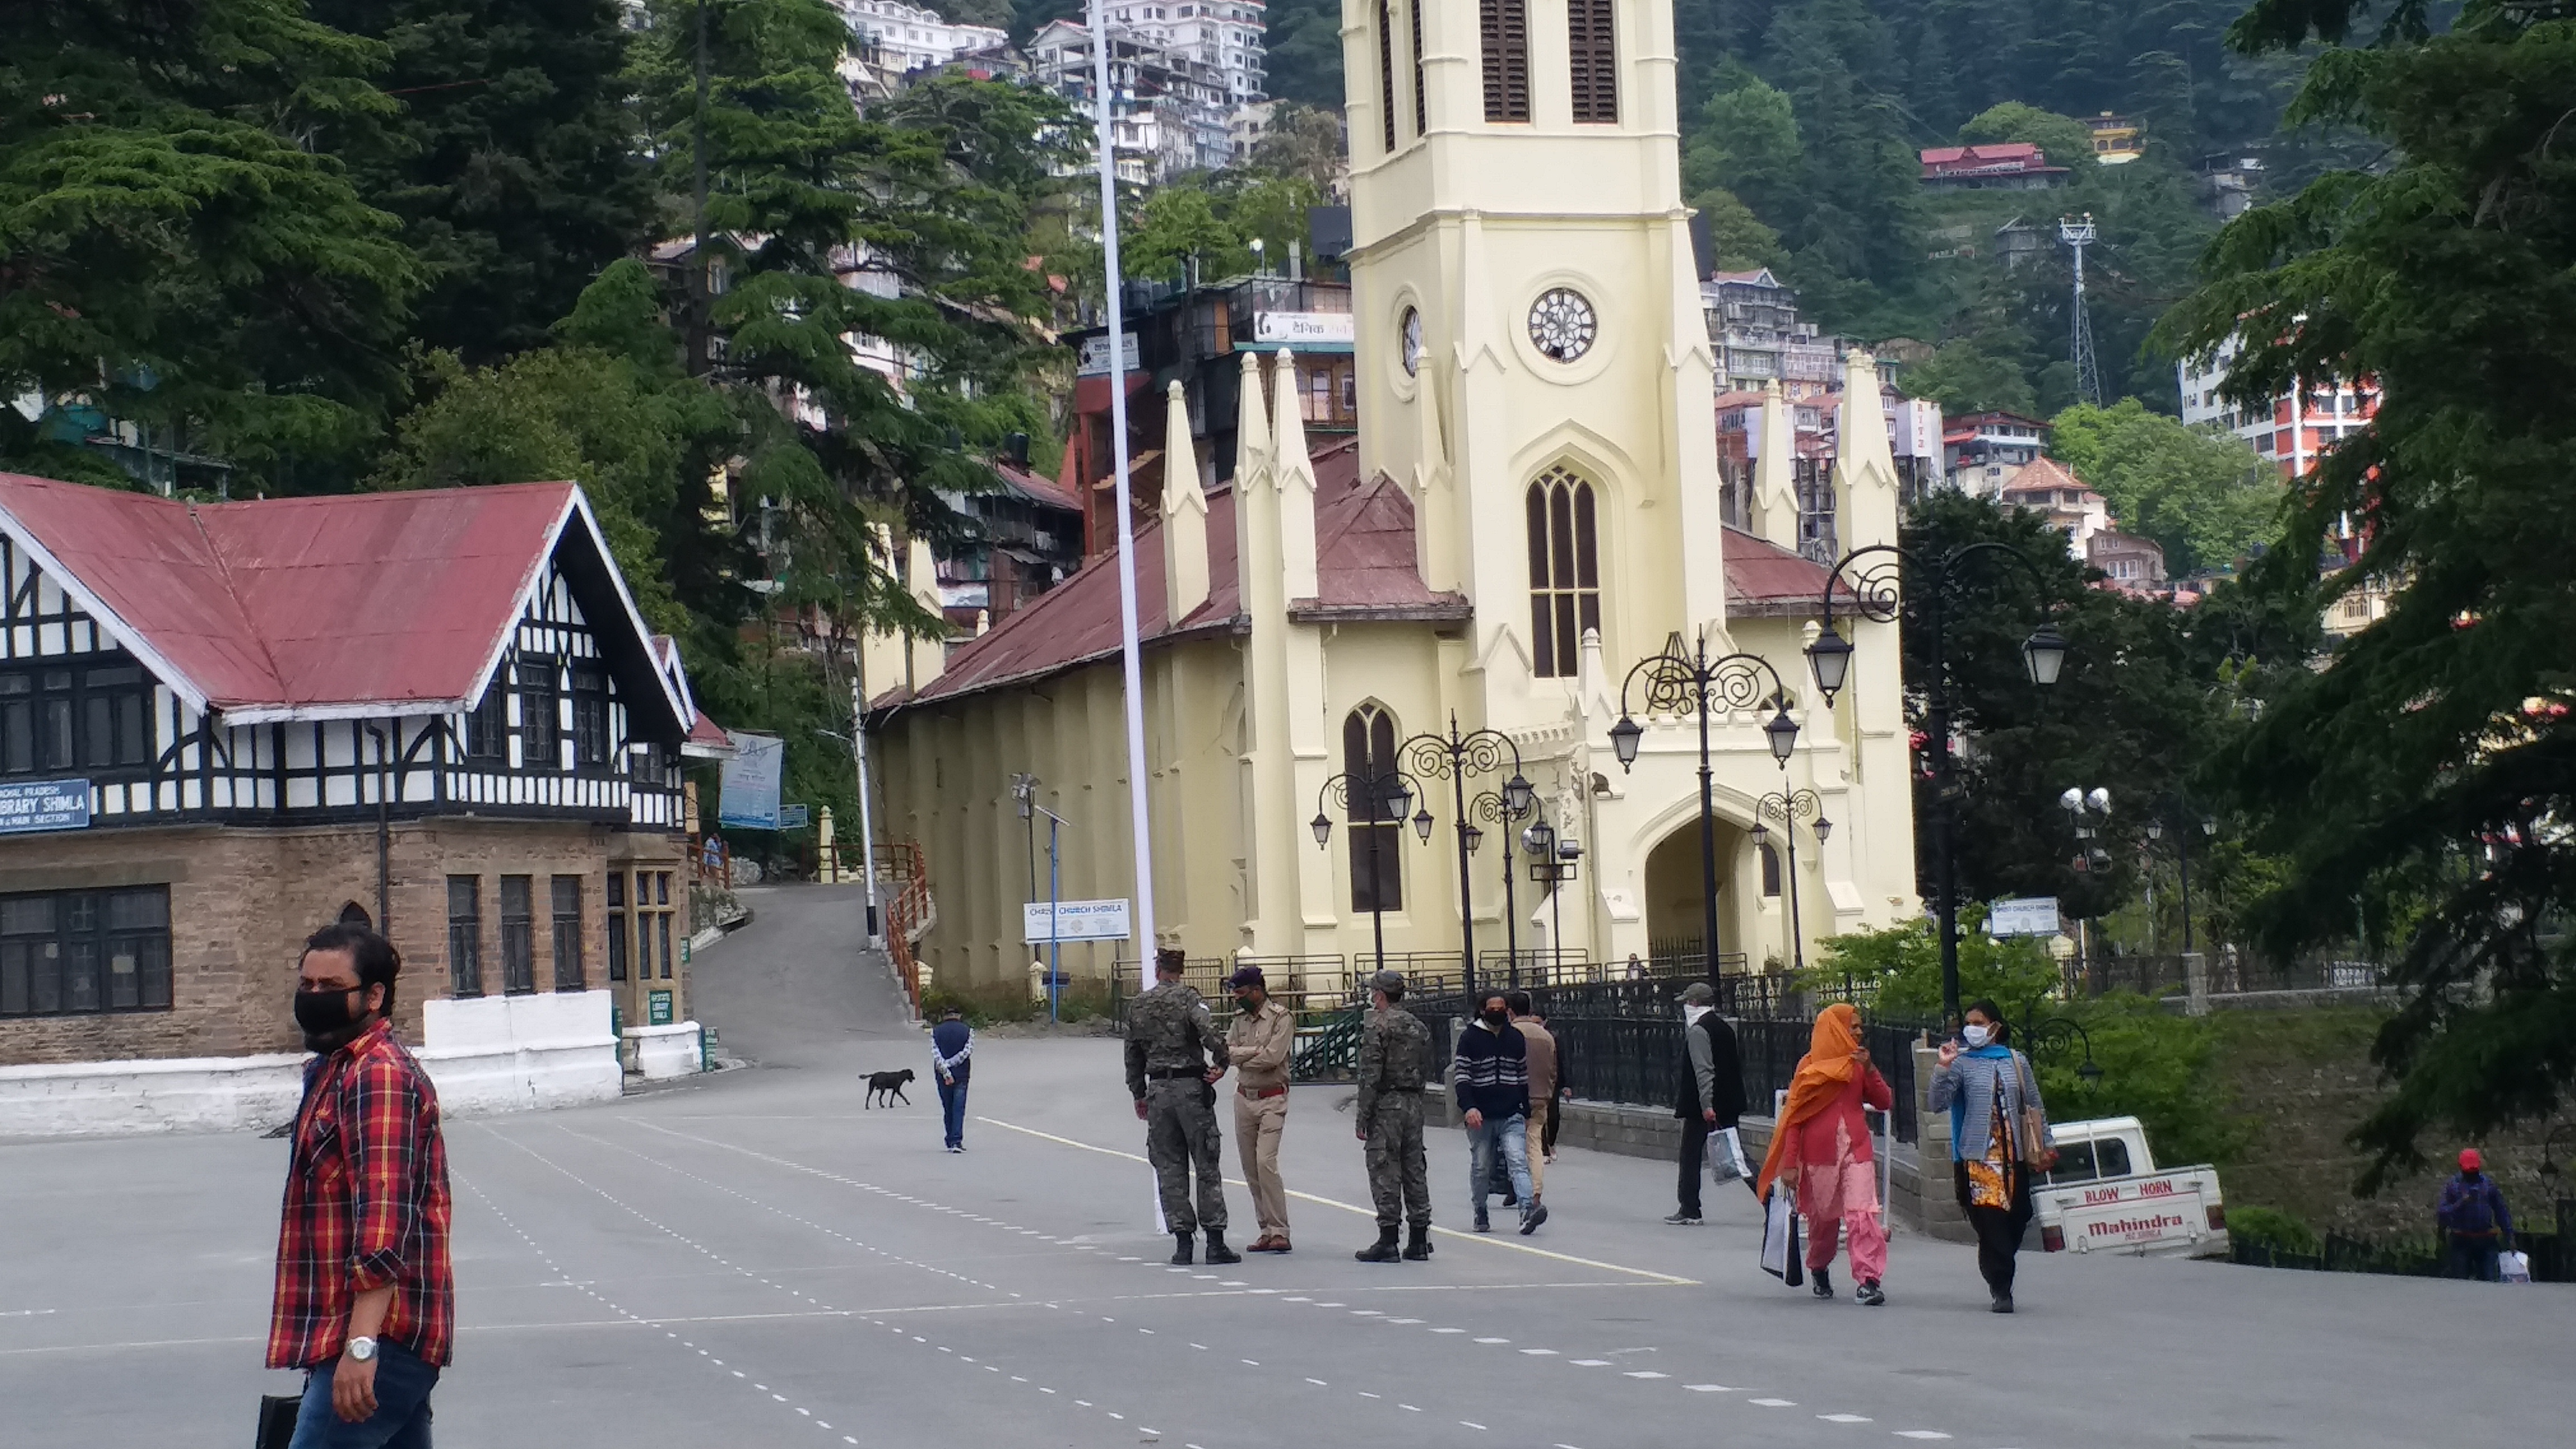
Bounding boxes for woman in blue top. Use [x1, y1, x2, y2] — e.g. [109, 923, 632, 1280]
[1928, 999, 2053, 1313]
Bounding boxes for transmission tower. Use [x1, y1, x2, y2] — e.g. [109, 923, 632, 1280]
[2059, 214, 2103, 407]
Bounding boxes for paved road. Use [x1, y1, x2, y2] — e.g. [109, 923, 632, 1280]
[4, 886, 2566, 1447]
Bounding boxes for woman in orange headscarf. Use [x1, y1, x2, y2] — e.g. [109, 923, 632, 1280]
[1754, 1002, 1894, 1305]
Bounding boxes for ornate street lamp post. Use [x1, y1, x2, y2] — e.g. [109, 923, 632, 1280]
[1396, 717, 1532, 1002]
[1608, 631, 1800, 993]
[1466, 787, 1536, 977]
[1310, 768, 1433, 979]
[1521, 811, 1583, 978]
[1807, 544, 2067, 1025]
[2145, 808, 2220, 955]
[1753, 789, 1829, 974]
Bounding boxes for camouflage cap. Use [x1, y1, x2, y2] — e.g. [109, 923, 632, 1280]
[1370, 968, 1406, 993]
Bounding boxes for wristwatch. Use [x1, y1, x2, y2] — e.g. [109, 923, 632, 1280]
[346, 1336, 377, 1362]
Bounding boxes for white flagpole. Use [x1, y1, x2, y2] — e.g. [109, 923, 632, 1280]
[1087, 0, 1157, 987]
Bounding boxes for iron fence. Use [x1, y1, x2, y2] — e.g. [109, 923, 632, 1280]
[1549, 1013, 1925, 1144]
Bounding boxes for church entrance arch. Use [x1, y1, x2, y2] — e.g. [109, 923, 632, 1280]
[1642, 815, 1758, 973]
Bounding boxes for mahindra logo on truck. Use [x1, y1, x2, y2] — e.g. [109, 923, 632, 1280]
[2087, 1212, 2187, 1239]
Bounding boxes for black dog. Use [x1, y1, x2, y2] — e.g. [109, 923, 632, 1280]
[865, 1068, 915, 1108]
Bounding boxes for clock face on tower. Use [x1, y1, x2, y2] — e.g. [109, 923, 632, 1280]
[1400, 307, 1423, 376]
[1527, 287, 1598, 362]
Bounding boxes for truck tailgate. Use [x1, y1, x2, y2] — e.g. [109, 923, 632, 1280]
[2038, 1169, 2226, 1254]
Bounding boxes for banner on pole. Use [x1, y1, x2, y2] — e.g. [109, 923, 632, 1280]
[1022, 898, 1133, 944]
[716, 732, 785, 830]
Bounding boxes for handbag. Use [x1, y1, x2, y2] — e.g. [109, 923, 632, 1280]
[256, 1393, 300, 1449]
[1707, 1126, 1750, 1186]
[1760, 1185, 1805, 1288]
[2011, 1052, 2056, 1172]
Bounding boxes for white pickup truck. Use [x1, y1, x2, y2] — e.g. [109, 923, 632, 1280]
[2030, 1115, 2229, 1259]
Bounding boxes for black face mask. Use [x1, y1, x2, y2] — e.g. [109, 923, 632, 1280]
[295, 987, 369, 1053]
[1483, 1008, 1510, 1029]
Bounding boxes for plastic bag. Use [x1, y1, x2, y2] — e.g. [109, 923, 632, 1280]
[1760, 1185, 1805, 1287]
[1707, 1126, 1751, 1185]
[2500, 1249, 2532, 1284]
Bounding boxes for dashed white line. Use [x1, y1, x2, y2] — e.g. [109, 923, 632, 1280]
[1624, 1371, 1670, 1380]
[1894, 1434, 1953, 1442]
[1819, 1413, 1872, 1423]
[1750, 1398, 1799, 1408]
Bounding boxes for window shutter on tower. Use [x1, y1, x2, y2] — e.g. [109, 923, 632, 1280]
[1411, 0, 1427, 136]
[1567, 0, 1617, 124]
[1379, 0, 1400, 151]
[1479, 0, 1530, 122]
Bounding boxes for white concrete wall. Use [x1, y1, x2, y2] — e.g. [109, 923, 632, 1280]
[623, 1021, 705, 1081]
[0, 991, 629, 1139]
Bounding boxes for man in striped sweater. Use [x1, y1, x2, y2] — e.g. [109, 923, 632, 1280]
[1453, 989, 1542, 1234]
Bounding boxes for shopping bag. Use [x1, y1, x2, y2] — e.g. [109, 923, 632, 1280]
[2500, 1249, 2532, 1284]
[1760, 1186, 1805, 1289]
[1707, 1126, 1751, 1186]
[255, 1393, 300, 1448]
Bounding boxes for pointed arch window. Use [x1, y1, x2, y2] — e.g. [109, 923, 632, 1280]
[1377, 0, 1399, 152]
[1526, 467, 1601, 679]
[1566, 0, 1617, 124]
[1343, 704, 1404, 912]
[1479, 0, 1530, 121]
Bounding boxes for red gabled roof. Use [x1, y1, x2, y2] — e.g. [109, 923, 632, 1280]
[0, 475, 687, 730]
[1722, 527, 1834, 614]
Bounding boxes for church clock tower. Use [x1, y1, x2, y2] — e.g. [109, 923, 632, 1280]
[1342, 0, 1725, 717]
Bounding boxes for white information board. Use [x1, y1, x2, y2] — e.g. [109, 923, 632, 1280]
[1022, 898, 1133, 944]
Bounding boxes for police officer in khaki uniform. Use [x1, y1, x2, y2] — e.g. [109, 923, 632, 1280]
[1125, 948, 1238, 1265]
[1225, 964, 1296, 1252]
[1353, 969, 1434, 1262]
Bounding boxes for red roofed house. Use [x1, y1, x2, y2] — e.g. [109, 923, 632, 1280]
[1919, 143, 2072, 192]
[0, 477, 732, 1134]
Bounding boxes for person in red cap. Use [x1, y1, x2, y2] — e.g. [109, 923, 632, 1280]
[2436, 1148, 2515, 1281]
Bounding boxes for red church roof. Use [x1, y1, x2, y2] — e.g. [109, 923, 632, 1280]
[0, 475, 689, 731]
[876, 438, 1840, 707]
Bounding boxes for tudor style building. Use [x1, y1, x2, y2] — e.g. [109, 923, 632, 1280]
[0, 476, 729, 1132]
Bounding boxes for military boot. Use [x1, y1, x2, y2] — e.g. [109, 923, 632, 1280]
[1170, 1233, 1194, 1265]
[1202, 1228, 1242, 1266]
[1401, 1223, 1433, 1261]
[1354, 1227, 1402, 1263]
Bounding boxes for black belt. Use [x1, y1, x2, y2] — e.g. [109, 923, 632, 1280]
[1145, 1067, 1205, 1081]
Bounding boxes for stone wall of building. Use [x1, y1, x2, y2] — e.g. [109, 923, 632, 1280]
[0, 817, 690, 1069]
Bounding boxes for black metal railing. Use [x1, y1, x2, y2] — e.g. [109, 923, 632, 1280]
[1549, 1013, 1925, 1144]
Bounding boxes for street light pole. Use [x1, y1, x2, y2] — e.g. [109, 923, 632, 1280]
[1754, 790, 1827, 974]
[1398, 718, 1532, 1002]
[1467, 789, 1532, 977]
[1608, 631, 1802, 994]
[1313, 769, 1434, 979]
[1807, 543, 2067, 1026]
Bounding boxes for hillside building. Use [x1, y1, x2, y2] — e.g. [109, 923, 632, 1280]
[1919, 143, 2071, 192]
[1700, 269, 1838, 397]
[836, 0, 1009, 79]
[2178, 338, 2380, 480]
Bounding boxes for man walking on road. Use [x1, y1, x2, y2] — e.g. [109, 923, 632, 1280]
[1508, 991, 1564, 1208]
[1456, 989, 1541, 1234]
[1355, 970, 1434, 1262]
[1666, 981, 1746, 1225]
[2437, 1148, 2514, 1281]
[931, 1006, 973, 1152]
[271, 924, 453, 1448]
[1227, 964, 1295, 1252]
[1126, 948, 1239, 1265]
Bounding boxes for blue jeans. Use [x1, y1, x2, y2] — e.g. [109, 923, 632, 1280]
[937, 1073, 968, 1147]
[290, 1340, 438, 1448]
[2449, 1233, 2503, 1282]
[1467, 1111, 1532, 1220]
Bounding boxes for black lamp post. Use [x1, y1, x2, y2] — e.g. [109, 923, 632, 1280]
[1809, 543, 2067, 1025]
[1311, 768, 1433, 979]
[1609, 630, 1800, 993]
[1521, 810, 1583, 977]
[1396, 717, 1532, 1002]
[2145, 809, 2219, 955]
[1466, 787, 1536, 977]
[1753, 789, 1827, 973]
[2023, 1014, 2105, 1090]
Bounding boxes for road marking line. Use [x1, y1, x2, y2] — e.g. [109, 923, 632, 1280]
[1625, 1371, 1670, 1379]
[976, 1116, 1697, 1284]
[1820, 1414, 1872, 1423]
[1684, 1384, 1737, 1393]
[1474, 1336, 1509, 1344]
[1893, 1434, 1952, 1441]
[1461, 1420, 1489, 1431]
[1570, 1359, 1612, 1367]
[1521, 1348, 1559, 1356]
[1750, 1398, 1798, 1407]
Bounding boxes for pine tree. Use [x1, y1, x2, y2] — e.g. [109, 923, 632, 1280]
[0, 0, 419, 488]
[311, 0, 657, 363]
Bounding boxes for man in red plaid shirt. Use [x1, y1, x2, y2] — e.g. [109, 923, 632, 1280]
[269, 924, 453, 1447]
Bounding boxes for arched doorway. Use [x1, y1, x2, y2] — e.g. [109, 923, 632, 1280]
[1642, 817, 1759, 973]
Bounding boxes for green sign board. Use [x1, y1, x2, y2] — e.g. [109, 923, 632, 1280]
[648, 989, 675, 1026]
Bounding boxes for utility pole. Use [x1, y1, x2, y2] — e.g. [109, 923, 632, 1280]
[690, 0, 712, 378]
[850, 674, 881, 946]
[2060, 214, 2102, 408]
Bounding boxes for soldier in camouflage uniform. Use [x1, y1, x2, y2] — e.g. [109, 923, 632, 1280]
[1125, 948, 1238, 1265]
[1353, 969, 1434, 1262]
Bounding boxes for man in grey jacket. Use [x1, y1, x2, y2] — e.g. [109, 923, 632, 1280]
[1665, 982, 1746, 1224]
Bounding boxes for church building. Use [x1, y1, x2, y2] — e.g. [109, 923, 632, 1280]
[867, 0, 1920, 991]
